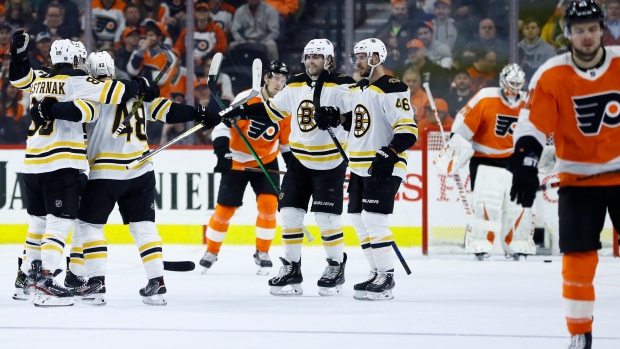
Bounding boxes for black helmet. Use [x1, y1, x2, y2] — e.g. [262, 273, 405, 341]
[564, 0, 605, 35]
[266, 61, 289, 78]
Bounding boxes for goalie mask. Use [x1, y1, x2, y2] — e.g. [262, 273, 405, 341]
[72, 41, 88, 71]
[499, 64, 525, 104]
[85, 51, 115, 78]
[350, 38, 387, 79]
[50, 39, 79, 66]
[301, 39, 334, 71]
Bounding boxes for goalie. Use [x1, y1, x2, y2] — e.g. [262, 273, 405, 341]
[433, 63, 536, 260]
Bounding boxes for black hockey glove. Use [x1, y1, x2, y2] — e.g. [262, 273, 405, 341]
[133, 76, 160, 102]
[213, 137, 233, 174]
[368, 146, 399, 181]
[30, 98, 57, 127]
[509, 136, 543, 208]
[195, 104, 221, 129]
[221, 102, 249, 128]
[314, 106, 341, 131]
[10, 30, 30, 60]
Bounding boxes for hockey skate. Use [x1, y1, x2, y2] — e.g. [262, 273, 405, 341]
[365, 269, 395, 301]
[23, 259, 42, 296]
[73, 276, 106, 306]
[353, 270, 378, 301]
[268, 257, 303, 296]
[199, 251, 218, 274]
[567, 332, 592, 349]
[140, 276, 167, 306]
[64, 257, 87, 291]
[12, 258, 28, 301]
[317, 253, 346, 296]
[475, 253, 490, 261]
[253, 250, 273, 275]
[33, 271, 75, 307]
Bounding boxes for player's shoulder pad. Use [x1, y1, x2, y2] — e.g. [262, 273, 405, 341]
[327, 72, 356, 85]
[373, 75, 409, 94]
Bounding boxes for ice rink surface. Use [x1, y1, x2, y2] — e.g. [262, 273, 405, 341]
[0, 244, 618, 349]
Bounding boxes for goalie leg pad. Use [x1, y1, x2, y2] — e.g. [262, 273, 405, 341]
[280, 207, 306, 263]
[432, 133, 474, 175]
[41, 214, 73, 272]
[314, 212, 344, 263]
[501, 200, 537, 256]
[350, 213, 377, 270]
[79, 220, 107, 278]
[130, 221, 164, 280]
[361, 211, 394, 272]
[24, 215, 46, 273]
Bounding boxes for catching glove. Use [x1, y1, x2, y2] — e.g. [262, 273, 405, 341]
[368, 146, 399, 181]
[314, 106, 341, 130]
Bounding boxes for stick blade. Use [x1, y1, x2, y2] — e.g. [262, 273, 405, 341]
[252, 58, 262, 92]
[209, 52, 224, 81]
[163, 261, 195, 272]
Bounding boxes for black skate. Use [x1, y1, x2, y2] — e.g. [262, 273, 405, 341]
[73, 276, 106, 306]
[64, 257, 87, 291]
[253, 250, 273, 275]
[365, 269, 395, 301]
[23, 260, 42, 296]
[12, 257, 28, 301]
[33, 271, 74, 307]
[199, 251, 218, 274]
[268, 257, 303, 296]
[353, 269, 378, 301]
[317, 253, 347, 296]
[567, 332, 592, 349]
[139, 276, 167, 306]
[475, 253, 490, 261]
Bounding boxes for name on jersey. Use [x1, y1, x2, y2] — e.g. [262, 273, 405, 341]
[30, 81, 66, 95]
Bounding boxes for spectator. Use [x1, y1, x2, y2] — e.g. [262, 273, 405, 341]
[451, 0, 487, 45]
[116, 26, 140, 78]
[431, 0, 458, 51]
[209, 0, 236, 37]
[114, 2, 143, 48]
[0, 23, 11, 56]
[541, 1, 571, 53]
[518, 17, 555, 81]
[161, 0, 186, 39]
[137, 0, 170, 25]
[91, 0, 126, 47]
[5, 0, 34, 31]
[264, 0, 298, 20]
[203, 53, 234, 103]
[36, 0, 80, 39]
[127, 21, 174, 83]
[519, 0, 558, 35]
[467, 47, 498, 93]
[29, 32, 52, 70]
[166, 49, 188, 104]
[0, 105, 17, 145]
[416, 97, 452, 144]
[373, 0, 417, 71]
[417, 21, 452, 68]
[2, 81, 25, 123]
[463, 18, 509, 66]
[604, 0, 620, 46]
[230, 0, 280, 61]
[0, 6, 5, 25]
[32, 3, 78, 39]
[396, 38, 452, 99]
[401, 69, 429, 122]
[174, 1, 227, 65]
[453, 47, 476, 70]
[0, 52, 10, 88]
[444, 69, 473, 117]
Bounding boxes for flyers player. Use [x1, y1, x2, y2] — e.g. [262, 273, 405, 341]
[511, 1, 620, 347]
[434, 63, 536, 260]
[199, 61, 292, 275]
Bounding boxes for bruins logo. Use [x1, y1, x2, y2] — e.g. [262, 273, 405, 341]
[297, 100, 317, 132]
[353, 104, 370, 138]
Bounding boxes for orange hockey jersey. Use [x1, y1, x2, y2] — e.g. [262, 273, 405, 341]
[453, 87, 524, 159]
[211, 89, 291, 168]
[515, 47, 620, 187]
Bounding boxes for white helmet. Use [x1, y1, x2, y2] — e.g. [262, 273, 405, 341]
[50, 39, 79, 66]
[499, 63, 525, 104]
[351, 38, 387, 65]
[72, 41, 88, 70]
[85, 51, 115, 78]
[301, 39, 334, 69]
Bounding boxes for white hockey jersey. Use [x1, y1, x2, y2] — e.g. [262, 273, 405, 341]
[75, 96, 173, 180]
[264, 71, 356, 170]
[344, 75, 417, 180]
[23, 71, 127, 174]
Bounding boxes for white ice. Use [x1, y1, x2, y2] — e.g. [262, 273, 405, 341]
[1, 244, 619, 349]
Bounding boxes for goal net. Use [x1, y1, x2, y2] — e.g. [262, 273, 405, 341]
[421, 127, 619, 257]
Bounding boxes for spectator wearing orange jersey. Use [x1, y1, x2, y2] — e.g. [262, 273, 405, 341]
[264, 0, 298, 19]
[113, 3, 143, 49]
[209, 0, 236, 36]
[2, 81, 24, 122]
[174, 1, 227, 66]
[467, 47, 498, 93]
[116, 26, 141, 77]
[92, 0, 126, 47]
[416, 97, 452, 145]
[401, 69, 428, 122]
[0, 23, 11, 56]
[127, 21, 174, 84]
[137, 0, 170, 25]
[29, 32, 52, 71]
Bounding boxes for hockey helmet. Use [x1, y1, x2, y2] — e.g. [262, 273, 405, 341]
[50, 39, 79, 66]
[563, 0, 605, 37]
[301, 39, 334, 63]
[499, 64, 525, 103]
[72, 41, 88, 70]
[85, 51, 115, 78]
[266, 60, 289, 78]
[350, 38, 387, 65]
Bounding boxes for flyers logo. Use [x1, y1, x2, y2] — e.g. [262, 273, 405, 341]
[573, 92, 620, 135]
[495, 115, 518, 137]
[247, 120, 279, 140]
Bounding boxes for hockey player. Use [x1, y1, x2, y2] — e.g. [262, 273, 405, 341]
[199, 61, 291, 275]
[10, 34, 157, 307]
[511, 1, 620, 347]
[228, 39, 356, 296]
[314, 38, 417, 300]
[33, 51, 222, 306]
[433, 63, 536, 260]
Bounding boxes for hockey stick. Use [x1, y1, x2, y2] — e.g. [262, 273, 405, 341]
[537, 167, 620, 191]
[113, 41, 173, 139]
[232, 166, 287, 175]
[163, 261, 195, 272]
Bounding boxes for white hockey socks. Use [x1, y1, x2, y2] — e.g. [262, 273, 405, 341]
[24, 215, 46, 273]
[130, 221, 164, 280]
[315, 212, 344, 263]
[361, 211, 394, 272]
[41, 214, 73, 272]
[69, 220, 86, 277]
[280, 207, 305, 263]
[79, 220, 107, 278]
[350, 213, 377, 270]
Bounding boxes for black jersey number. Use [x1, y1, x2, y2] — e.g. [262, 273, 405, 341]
[111, 101, 147, 142]
[28, 96, 60, 137]
[86, 76, 101, 84]
[395, 98, 411, 111]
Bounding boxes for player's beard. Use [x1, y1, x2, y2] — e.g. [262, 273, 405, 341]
[358, 64, 371, 78]
[573, 45, 601, 63]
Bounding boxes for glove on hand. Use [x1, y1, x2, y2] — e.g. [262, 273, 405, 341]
[214, 151, 233, 173]
[222, 103, 249, 128]
[314, 106, 341, 131]
[368, 146, 399, 181]
[30, 98, 57, 128]
[133, 76, 160, 102]
[509, 148, 540, 208]
[195, 105, 222, 129]
[10, 30, 30, 59]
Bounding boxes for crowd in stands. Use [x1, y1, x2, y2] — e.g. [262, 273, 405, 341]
[0, 0, 614, 146]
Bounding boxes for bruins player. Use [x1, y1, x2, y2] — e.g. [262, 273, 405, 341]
[199, 61, 291, 275]
[433, 63, 536, 260]
[10, 34, 156, 307]
[315, 38, 417, 300]
[33, 51, 222, 306]
[511, 2, 620, 347]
